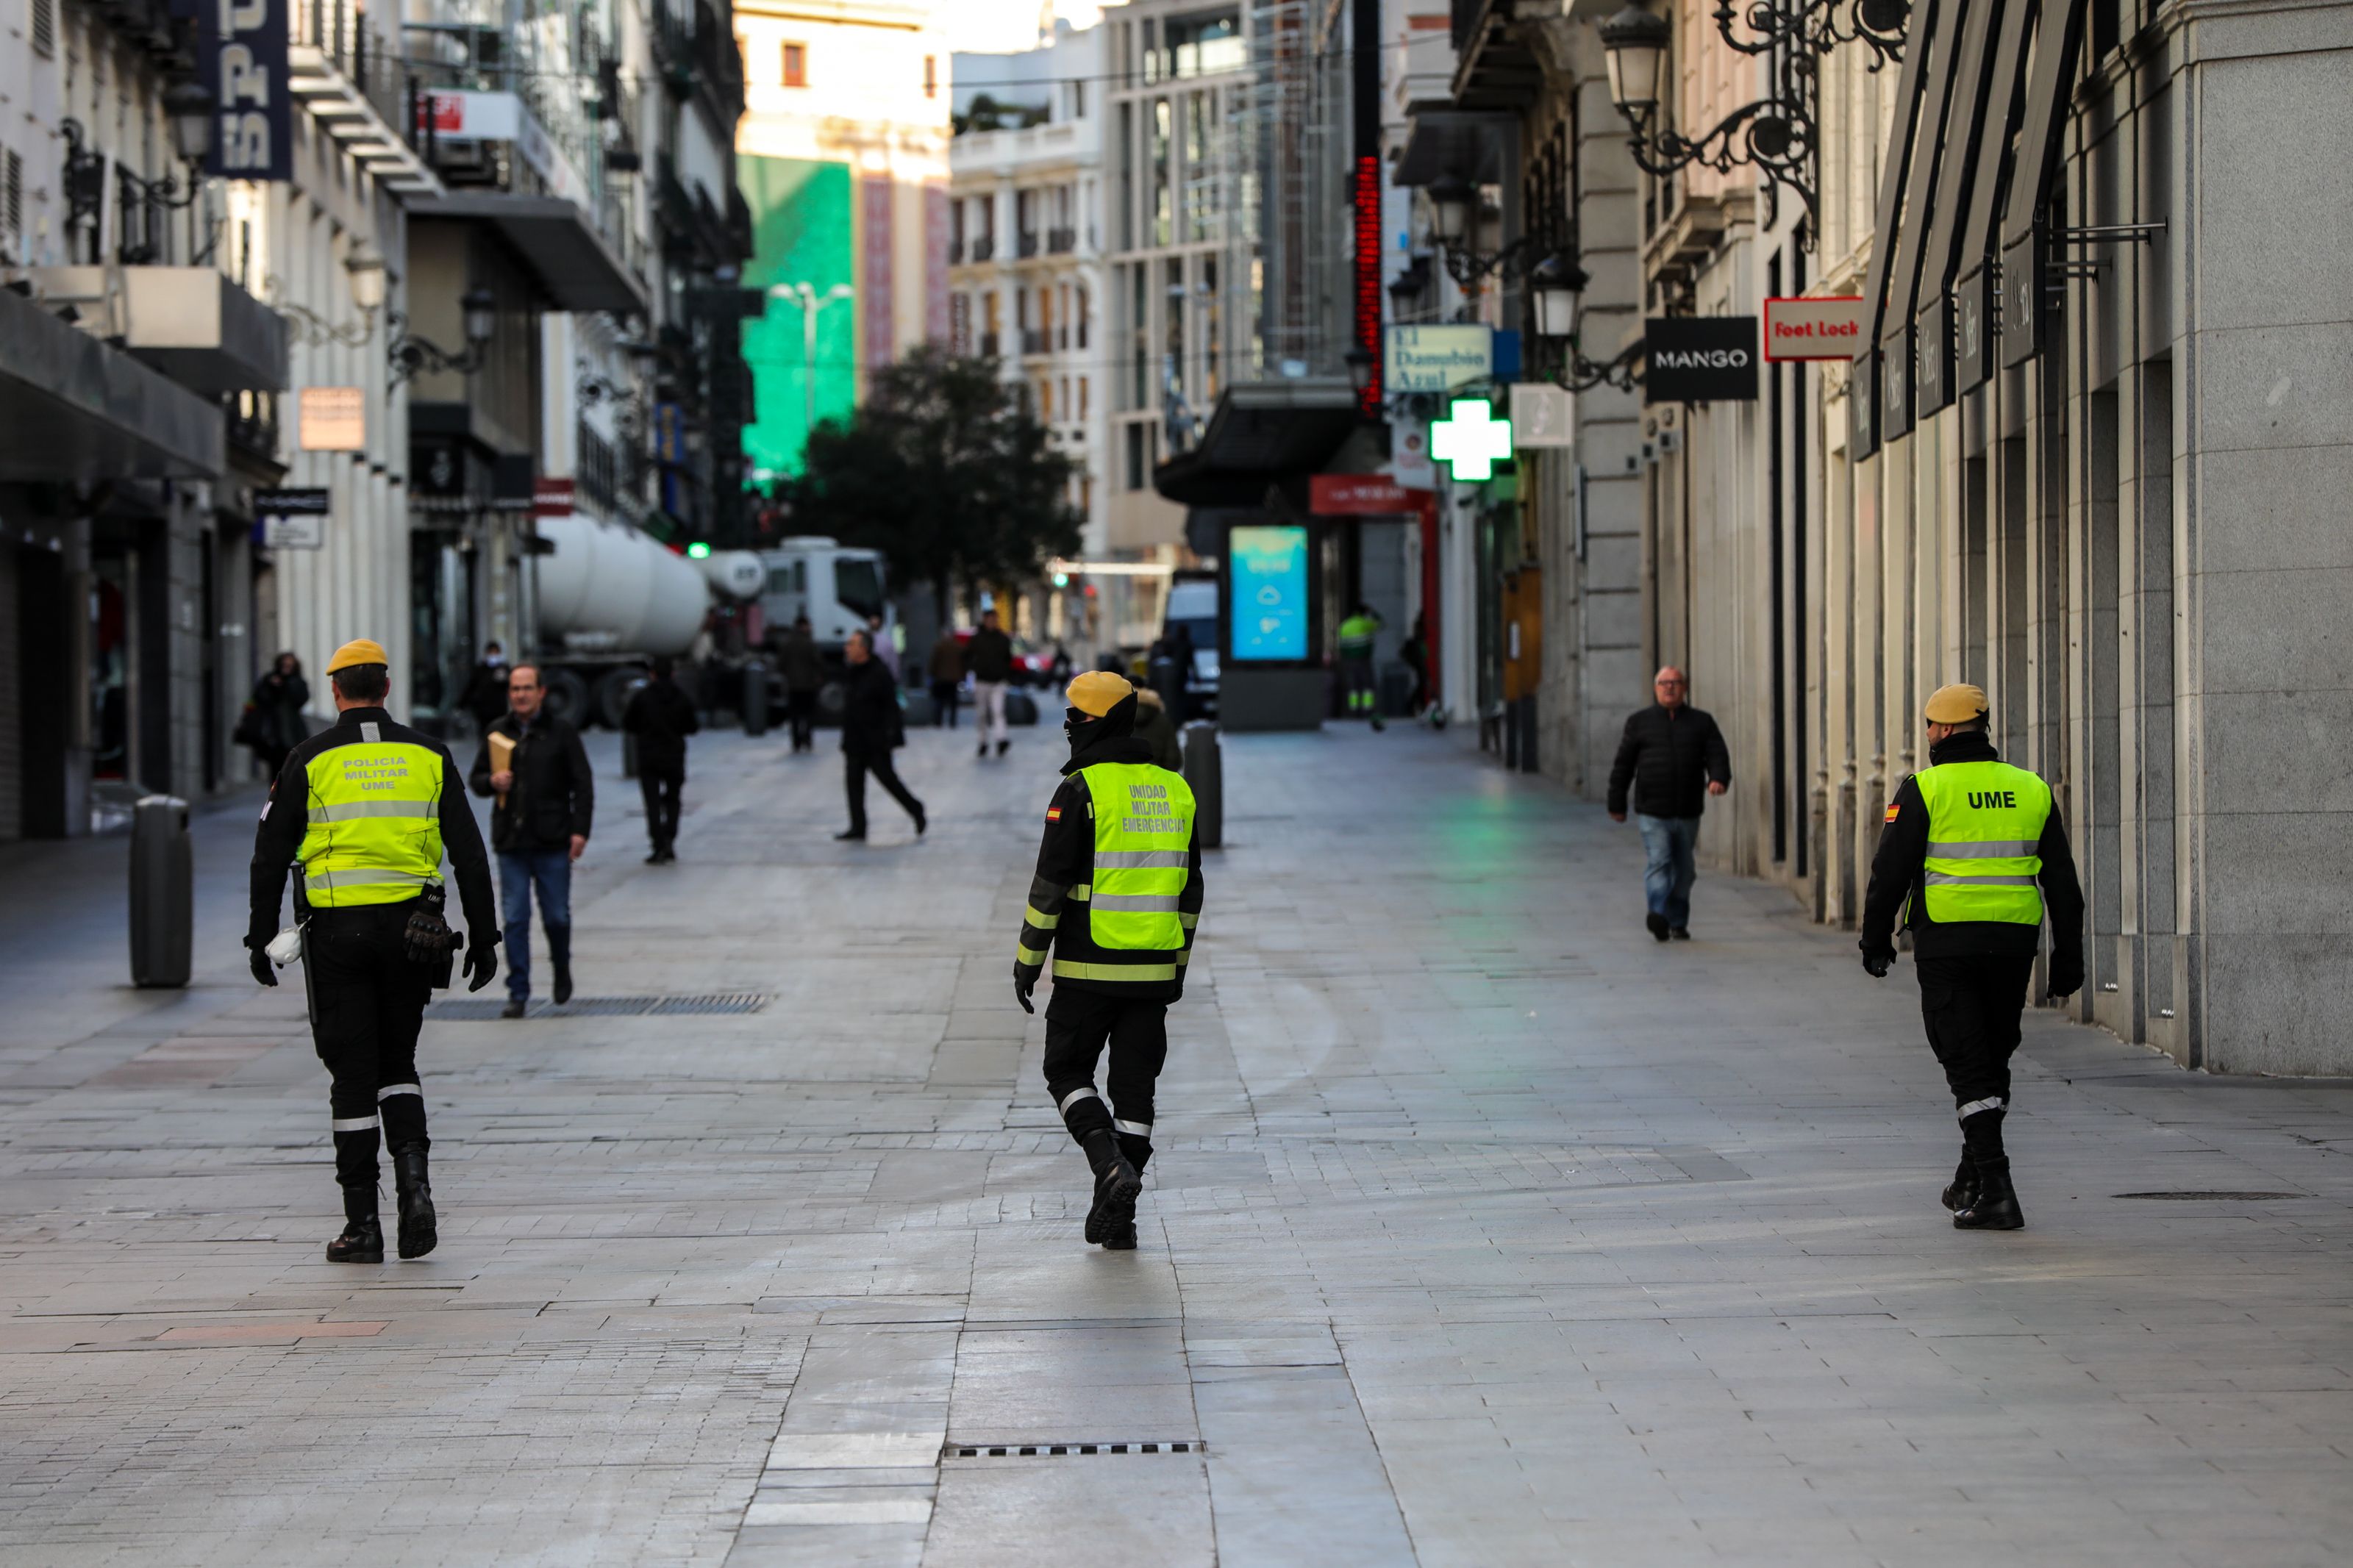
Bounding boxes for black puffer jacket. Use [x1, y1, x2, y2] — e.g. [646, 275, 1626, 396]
[468, 711, 595, 852]
[1607, 704, 1732, 819]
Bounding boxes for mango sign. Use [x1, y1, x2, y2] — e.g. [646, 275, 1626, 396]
[1763, 297, 1868, 361]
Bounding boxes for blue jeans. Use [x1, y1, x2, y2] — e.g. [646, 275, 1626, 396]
[497, 848, 573, 999]
[1635, 814, 1699, 930]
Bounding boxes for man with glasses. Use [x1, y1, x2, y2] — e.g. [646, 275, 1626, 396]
[1607, 666, 1731, 941]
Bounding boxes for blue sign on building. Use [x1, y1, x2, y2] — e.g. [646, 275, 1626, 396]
[1229, 524, 1310, 662]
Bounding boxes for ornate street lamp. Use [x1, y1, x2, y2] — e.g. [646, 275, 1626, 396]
[344, 244, 388, 314]
[1597, 0, 1909, 241]
[1527, 253, 1588, 342]
[165, 82, 217, 165]
[388, 287, 502, 385]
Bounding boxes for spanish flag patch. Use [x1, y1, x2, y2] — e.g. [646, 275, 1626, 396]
[1885, 801, 1901, 823]
[1046, 806, 1063, 822]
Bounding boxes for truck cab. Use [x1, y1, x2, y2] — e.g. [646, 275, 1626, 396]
[757, 538, 893, 654]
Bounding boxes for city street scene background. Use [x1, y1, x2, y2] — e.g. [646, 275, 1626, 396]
[3, 0, 2352, 1562]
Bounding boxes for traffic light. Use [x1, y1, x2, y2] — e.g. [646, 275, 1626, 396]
[686, 541, 711, 559]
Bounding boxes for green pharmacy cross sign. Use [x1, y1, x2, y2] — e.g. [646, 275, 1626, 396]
[1430, 398, 1513, 482]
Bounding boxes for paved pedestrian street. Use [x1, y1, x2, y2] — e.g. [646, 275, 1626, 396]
[3, 725, 2350, 1567]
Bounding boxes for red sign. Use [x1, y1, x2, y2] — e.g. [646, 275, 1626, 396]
[1310, 475, 1413, 515]
[1763, 296, 1868, 361]
[532, 476, 575, 519]
[1353, 154, 1383, 417]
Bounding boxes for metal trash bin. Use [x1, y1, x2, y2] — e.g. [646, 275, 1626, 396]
[742, 661, 771, 737]
[1181, 723, 1222, 850]
[129, 795, 193, 988]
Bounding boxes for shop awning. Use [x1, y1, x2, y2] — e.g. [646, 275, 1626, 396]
[409, 193, 649, 315]
[1152, 381, 1363, 509]
[1873, 0, 1968, 444]
[1951, 0, 2042, 395]
[1997, 0, 2090, 370]
[0, 286, 223, 482]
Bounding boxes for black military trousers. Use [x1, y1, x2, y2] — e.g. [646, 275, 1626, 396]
[640, 762, 683, 853]
[1043, 987, 1168, 1171]
[304, 903, 434, 1217]
[1916, 953, 2035, 1161]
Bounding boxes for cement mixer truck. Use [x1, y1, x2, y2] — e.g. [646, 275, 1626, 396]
[532, 514, 768, 727]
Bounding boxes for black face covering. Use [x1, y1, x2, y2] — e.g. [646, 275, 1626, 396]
[1065, 695, 1140, 754]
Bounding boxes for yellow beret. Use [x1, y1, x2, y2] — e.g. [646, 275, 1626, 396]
[1924, 682, 1988, 724]
[1066, 670, 1135, 717]
[326, 638, 390, 674]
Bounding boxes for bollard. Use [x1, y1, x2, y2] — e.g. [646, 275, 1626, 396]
[742, 660, 771, 736]
[129, 795, 193, 988]
[1181, 723, 1222, 850]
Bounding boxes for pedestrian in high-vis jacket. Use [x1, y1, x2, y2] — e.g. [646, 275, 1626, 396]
[248, 638, 499, 1264]
[1013, 673, 1204, 1250]
[1861, 683, 2085, 1231]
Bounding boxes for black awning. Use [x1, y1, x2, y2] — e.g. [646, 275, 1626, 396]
[0, 287, 223, 482]
[1152, 381, 1362, 509]
[1999, 0, 2090, 368]
[1874, 0, 1970, 443]
[1952, 0, 2043, 395]
[410, 193, 649, 315]
[1850, 0, 1943, 462]
[1395, 111, 1517, 187]
[1908, 0, 2011, 418]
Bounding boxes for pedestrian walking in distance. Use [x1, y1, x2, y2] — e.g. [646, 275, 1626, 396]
[1014, 672, 1205, 1250]
[779, 615, 824, 753]
[1861, 684, 2085, 1231]
[238, 650, 310, 781]
[1337, 603, 1385, 728]
[246, 638, 499, 1264]
[469, 663, 594, 1018]
[927, 630, 965, 728]
[966, 606, 1015, 759]
[838, 628, 926, 841]
[622, 656, 699, 864]
[456, 640, 510, 734]
[1607, 666, 1731, 940]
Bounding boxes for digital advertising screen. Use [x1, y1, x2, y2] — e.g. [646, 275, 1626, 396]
[1228, 524, 1310, 662]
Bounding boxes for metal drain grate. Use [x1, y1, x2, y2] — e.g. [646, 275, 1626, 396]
[429, 992, 769, 1020]
[2115, 1190, 2301, 1201]
[951, 1442, 1198, 1458]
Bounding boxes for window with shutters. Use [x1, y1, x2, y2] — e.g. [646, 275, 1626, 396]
[31, 0, 57, 54]
[781, 41, 806, 87]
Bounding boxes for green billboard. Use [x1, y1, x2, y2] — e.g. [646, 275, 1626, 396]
[740, 155, 856, 479]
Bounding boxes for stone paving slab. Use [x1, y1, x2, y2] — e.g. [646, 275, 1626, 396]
[1, 723, 2351, 1565]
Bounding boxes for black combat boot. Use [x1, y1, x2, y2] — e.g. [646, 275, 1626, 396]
[327, 1187, 383, 1263]
[1952, 1156, 2024, 1230]
[392, 1145, 438, 1259]
[1940, 1153, 1979, 1214]
[1081, 1130, 1141, 1247]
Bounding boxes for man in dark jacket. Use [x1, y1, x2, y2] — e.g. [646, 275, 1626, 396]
[622, 656, 699, 864]
[965, 607, 1016, 759]
[457, 641, 510, 731]
[1861, 683, 2085, 1231]
[838, 629, 925, 842]
[1013, 672, 1204, 1250]
[779, 617, 824, 753]
[1607, 666, 1732, 941]
[468, 663, 594, 1017]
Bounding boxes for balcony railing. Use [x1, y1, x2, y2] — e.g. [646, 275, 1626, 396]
[949, 239, 965, 264]
[1046, 226, 1076, 254]
[979, 332, 1001, 356]
[226, 391, 282, 466]
[1020, 329, 1048, 356]
[1017, 232, 1040, 259]
[971, 237, 996, 262]
[293, 0, 435, 162]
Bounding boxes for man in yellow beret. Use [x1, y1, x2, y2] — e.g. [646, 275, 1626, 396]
[248, 638, 500, 1264]
[1012, 670, 1205, 1250]
[1860, 683, 2084, 1231]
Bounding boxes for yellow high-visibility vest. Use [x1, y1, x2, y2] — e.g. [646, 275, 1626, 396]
[296, 723, 446, 907]
[1913, 759, 2050, 926]
[1076, 761, 1194, 956]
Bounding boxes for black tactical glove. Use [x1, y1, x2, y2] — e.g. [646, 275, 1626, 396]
[2048, 954, 2085, 1000]
[463, 943, 500, 993]
[1014, 970, 1036, 1014]
[249, 945, 277, 987]
[1860, 945, 1893, 979]
[403, 889, 461, 967]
